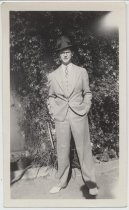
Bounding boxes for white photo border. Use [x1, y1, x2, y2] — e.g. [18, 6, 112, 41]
[2, 1, 127, 207]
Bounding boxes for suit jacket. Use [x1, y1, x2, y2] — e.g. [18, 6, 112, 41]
[47, 63, 92, 121]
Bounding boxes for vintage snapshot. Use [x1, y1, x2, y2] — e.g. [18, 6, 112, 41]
[2, 1, 127, 208]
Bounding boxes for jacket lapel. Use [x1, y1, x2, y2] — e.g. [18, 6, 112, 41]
[54, 66, 68, 96]
[68, 64, 82, 97]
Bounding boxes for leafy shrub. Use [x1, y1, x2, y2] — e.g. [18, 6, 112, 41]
[10, 11, 119, 167]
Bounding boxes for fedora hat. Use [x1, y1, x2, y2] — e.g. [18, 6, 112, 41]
[56, 36, 73, 51]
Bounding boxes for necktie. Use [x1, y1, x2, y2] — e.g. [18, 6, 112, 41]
[65, 65, 68, 77]
[65, 65, 69, 95]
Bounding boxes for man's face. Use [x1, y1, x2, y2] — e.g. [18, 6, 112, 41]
[59, 48, 73, 65]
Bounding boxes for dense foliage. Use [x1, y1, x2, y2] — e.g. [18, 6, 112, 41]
[10, 11, 119, 166]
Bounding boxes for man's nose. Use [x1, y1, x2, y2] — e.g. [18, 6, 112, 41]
[64, 53, 67, 56]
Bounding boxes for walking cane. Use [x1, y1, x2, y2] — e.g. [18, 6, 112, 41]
[47, 122, 54, 149]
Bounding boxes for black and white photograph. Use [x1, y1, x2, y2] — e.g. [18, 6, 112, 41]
[2, 1, 127, 208]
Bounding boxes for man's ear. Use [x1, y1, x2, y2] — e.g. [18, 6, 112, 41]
[71, 49, 74, 56]
[71, 51, 74, 57]
[58, 51, 61, 57]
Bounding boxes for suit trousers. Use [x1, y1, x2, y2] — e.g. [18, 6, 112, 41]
[55, 107, 96, 188]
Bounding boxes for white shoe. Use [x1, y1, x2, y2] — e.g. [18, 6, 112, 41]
[49, 186, 62, 194]
[89, 187, 98, 196]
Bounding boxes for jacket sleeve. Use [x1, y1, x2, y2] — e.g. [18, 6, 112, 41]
[82, 69, 92, 113]
[47, 73, 57, 115]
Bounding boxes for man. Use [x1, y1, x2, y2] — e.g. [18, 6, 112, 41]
[47, 36, 98, 195]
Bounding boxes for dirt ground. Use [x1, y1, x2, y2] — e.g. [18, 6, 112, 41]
[11, 160, 119, 199]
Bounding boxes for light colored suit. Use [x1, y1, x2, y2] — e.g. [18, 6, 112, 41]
[48, 63, 92, 121]
[48, 63, 96, 187]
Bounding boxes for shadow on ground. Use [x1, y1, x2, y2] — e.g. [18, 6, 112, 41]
[80, 185, 96, 199]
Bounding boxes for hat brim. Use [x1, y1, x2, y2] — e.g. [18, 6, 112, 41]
[55, 45, 73, 52]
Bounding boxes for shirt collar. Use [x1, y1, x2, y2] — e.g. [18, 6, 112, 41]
[61, 63, 73, 71]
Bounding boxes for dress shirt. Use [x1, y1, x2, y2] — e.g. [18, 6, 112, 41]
[61, 63, 73, 96]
